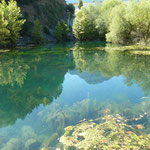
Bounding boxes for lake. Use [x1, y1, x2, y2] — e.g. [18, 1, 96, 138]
[0, 42, 150, 149]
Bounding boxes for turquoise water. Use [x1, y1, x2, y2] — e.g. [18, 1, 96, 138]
[0, 42, 150, 149]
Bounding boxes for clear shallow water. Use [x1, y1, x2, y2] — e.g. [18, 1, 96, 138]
[0, 42, 150, 149]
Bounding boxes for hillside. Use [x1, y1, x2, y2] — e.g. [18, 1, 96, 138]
[17, 0, 67, 38]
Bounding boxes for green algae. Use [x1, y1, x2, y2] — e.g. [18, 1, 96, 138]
[38, 97, 150, 149]
[60, 115, 150, 150]
[0, 97, 150, 150]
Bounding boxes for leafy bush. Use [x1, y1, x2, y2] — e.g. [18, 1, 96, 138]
[73, 0, 122, 41]
[73, 0, 150, 44]
[73, 5, 103, 41]
[0, 8, 10, 44]
[54, 20, 69, 42]
[107, 0, 150, 44]
[31, 19, 44, 44]
[101, 0, 123, 27]
[0, 0, 25, 45]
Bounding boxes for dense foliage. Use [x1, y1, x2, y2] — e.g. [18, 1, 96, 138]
[9, 0, 67, 42]
[73, 0, 121, 41]
[54, 20, 70, 42]
[0, 0, 25, 46]
[67, 3, 75, 15]
[73, 0, 150, 44]
[73, 5, 100, 41]
[0, 8, 9, 44]
[107, 0, 150, 44]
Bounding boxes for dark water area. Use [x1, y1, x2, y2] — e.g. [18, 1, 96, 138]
[0, 42, 150, 149]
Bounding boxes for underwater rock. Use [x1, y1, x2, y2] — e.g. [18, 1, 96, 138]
[1, 138, 21, 150]
[22, 126, 37, 140]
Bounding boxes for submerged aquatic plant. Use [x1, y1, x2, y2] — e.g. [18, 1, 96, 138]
[60, 115, 150, 150]
[38, 99, 105, 135]
[39, 97, 150, 148]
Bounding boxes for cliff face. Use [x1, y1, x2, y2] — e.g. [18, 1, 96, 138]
[18, 0, 67, 37]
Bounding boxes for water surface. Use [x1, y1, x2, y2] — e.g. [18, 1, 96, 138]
[0, 42, 150, 149]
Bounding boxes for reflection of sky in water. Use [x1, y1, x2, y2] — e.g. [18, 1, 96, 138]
[59, 73, 143, 105]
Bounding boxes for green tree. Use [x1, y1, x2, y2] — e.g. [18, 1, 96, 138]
[78, 0, 83, 9]
[0, 8, 10, 44]
[31, 18, 44, 44]
[73, 0, 122, 41]
[0, 0, 25, 45]
[125, 0, 150, 44]
[54, 20, 69, 42]
[101, 0, 123, 27]
[67, 4, 75, 15]
[106, 4, 131, 44]
[106, 0, 150, 44]
[73, 5, 100, 41]
[54, 21, 63, 42]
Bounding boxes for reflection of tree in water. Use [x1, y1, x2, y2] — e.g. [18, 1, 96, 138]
[73, 44, 150, 95]
[0, 56, 30, 86]
[0, 51, 75, 127]
[69, 69, 109, 84]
